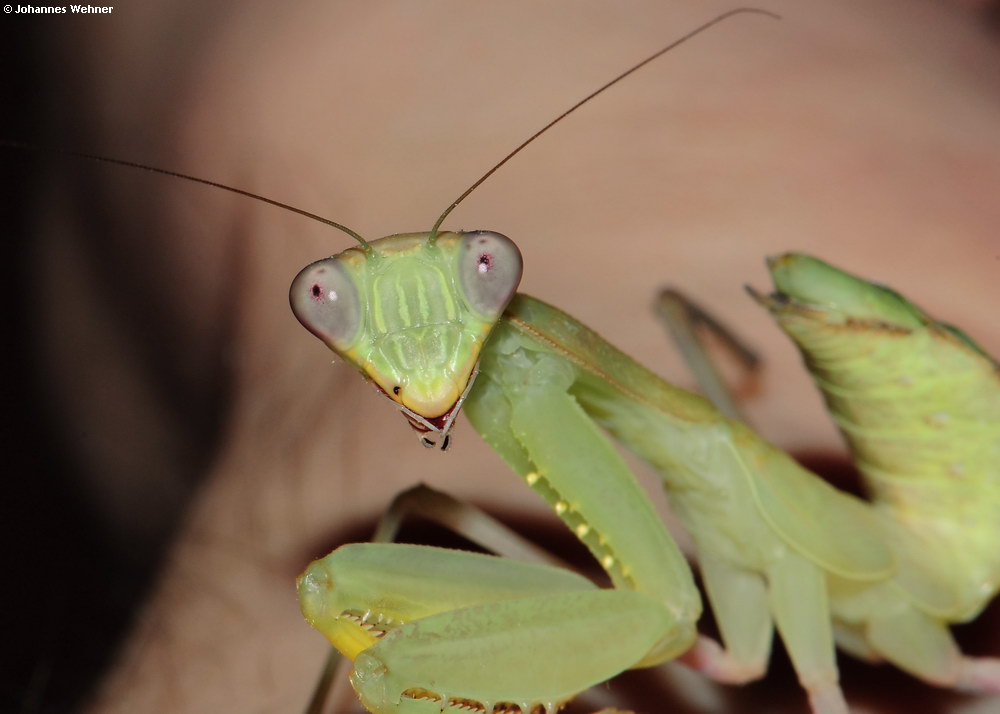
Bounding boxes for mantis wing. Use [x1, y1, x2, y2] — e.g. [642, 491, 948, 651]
[740, 433, 962, 616]
[728, 429, 894, 581]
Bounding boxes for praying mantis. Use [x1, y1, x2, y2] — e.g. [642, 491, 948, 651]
[285, 9, 1000, 714]
[16, 5, 998, 714]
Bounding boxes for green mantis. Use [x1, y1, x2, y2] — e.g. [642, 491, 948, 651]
[5, 3, 997, 712]
[293, 243, 1000, 714]
[284, 10, 1000, 714]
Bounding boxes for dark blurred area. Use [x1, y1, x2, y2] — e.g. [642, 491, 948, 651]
[2, 20, 201, 714]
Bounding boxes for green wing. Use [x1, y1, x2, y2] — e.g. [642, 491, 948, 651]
[730, 425, 894, 580]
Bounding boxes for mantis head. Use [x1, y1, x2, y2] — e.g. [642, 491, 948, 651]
[288, 7, 777, 448]
[290, 231, 522, 449]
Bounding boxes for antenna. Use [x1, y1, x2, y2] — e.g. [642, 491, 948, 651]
[427, 7, 780, 241]
[1, 140, 372, 250]
[5, 8, 778, 251]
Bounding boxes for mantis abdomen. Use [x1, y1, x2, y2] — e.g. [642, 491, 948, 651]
[756, 253, 1000, 620]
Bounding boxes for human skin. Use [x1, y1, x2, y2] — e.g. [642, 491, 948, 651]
[27, 0, 1000, 712]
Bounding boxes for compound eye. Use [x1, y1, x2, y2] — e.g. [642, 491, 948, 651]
[458, 231, 523, 319]
[289, 258, 361, 351]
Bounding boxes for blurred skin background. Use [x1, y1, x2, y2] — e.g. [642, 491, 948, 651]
[4, 0, 1000, 712]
